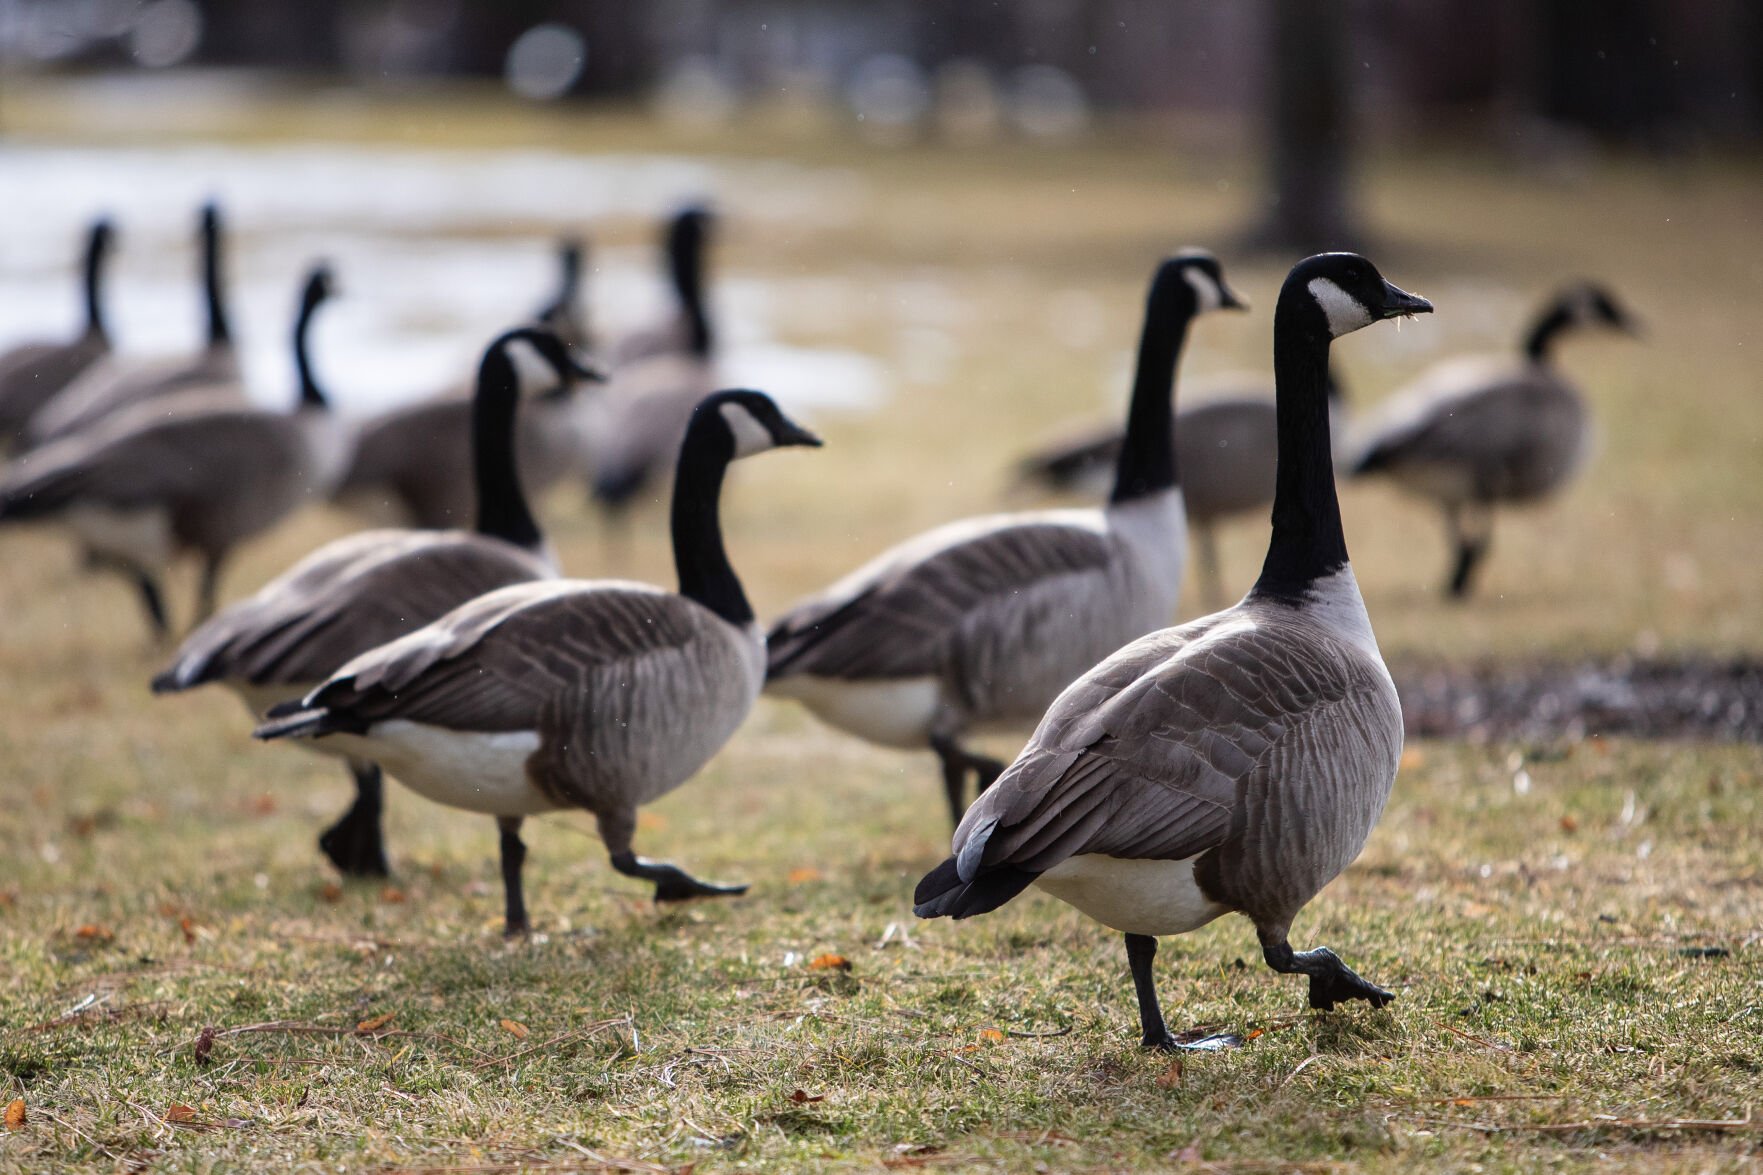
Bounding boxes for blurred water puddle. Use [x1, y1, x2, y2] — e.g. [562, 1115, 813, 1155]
[0, 140, 882, 418]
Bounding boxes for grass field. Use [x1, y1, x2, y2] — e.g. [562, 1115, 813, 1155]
[3, 82, 1762, 1171]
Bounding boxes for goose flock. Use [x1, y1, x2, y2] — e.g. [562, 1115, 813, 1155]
[0, 197, 1640, 1051]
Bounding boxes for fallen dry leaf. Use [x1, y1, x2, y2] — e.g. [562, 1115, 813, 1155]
[1156, 1059, 1184, 1088]
[786, 867, 823, 884]
[0, 890, 16, 909]
[499, 1019, 529, 1039]
[1245, 1028, 1266, 1041]
[808, 954, 851, 972]
[165, 1104, 198, 1124]
[379, 887, 407, 905]
[318, 882, 343, 904]
[977, 1028, 1005, 1044]
[194, 1026, 216, 1067]
[4, 1098, 25, 1130]
[356, 1012, 396, 1034]
[788, 1089, 825, 1104]
[1560, 814, 1579, 833]
[74, 924, 112, 941]
[179, 917, 197, 945]
[248, 794, 276, 816]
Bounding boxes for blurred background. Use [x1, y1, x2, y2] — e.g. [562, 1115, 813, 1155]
[1, 0, 1760, 659]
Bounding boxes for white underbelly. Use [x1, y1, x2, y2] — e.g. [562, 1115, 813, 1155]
[328, 722, 559, 816]
[66, 503, 173, 570]
[766, 675, 943, 749]
[1034, 853, 1229, 937]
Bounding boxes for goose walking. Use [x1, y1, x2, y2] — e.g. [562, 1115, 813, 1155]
[1015, 369, 1346, 609]
[914, 253, 1431, 1048]
[0, 263, 344, 637]
[254, 389, 821, 935]
[0, 218, 115, 450]
[766, 251, 1244, 825]
[582, 206, 719, 519]
[23, 202, 243, 450]
[335, 240, 598, 529]
[1349, 282, 1636, 597]
[152, 326, 595, 877]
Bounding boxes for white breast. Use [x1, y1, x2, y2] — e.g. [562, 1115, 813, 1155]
[329, 723, 558, 816]
[66, 503, 174, 570]
[1034, 853, 1230, 937]
[764, 674, 944, 749]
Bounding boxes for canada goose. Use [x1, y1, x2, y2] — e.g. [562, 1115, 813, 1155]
[254, 388, 821, 935]
[535, 237, 592, 352]
[0, 218, 115, 450]
[23, 202, 244, 450]
[766, 251, 1245, 826]
[582, 206, 719, 517]
[151, 326, 594, 877]
[334, 239, 597, 529]
[0, 263, 344, 637]
[914, 253, 1432, 1049]
[1349, 282, 1637, 598]
[1016, 369, 1347, 609]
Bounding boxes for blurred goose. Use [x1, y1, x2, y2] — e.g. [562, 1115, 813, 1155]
[915, 253, 1432, 1048]
[152, 327, 595, 877]
[0, 218, 115, 450]
[0, 263, 344, 637]
[1016, 368, 1346, 609]
[255, 389, 822, 935]
[582, 206, 719, 518]
[24, 202, 243, 450]
[767, 251, 1245, 826]
[1349, 282, 1637, 598]
[335, 240, 599, 529]
[535, 236, 592, 352]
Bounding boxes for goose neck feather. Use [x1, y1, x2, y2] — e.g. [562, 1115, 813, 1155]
[1110, 264, 1195, 505]
[671, 406, 751, 626]
[471, 343, 544, 553]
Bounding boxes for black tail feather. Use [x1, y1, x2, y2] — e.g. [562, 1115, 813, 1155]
[912, 856, 1039, 920]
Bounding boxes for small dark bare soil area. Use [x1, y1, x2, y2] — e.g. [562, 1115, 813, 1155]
[1392, 657, 1763, 743]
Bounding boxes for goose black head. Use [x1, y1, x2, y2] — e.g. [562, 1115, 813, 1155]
[1162, 248, 1250, 315]
[1559, 282, 1640, 336]
[1285, 252, 1433, 339]
[667, 205, 715, 257]
[301, 262, 335, 309]
[698, 389, 823, 460]
[88, 217, 116, 256]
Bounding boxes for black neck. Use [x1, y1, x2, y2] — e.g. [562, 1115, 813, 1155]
[203, 216, 232, 347]
[1251, 300, 1349, 600]
[293, 286, 328, 409]
[471, 347, 544, 550]
[83, 225, 110, 341]
[670, 233, 712, 358]
[1523, 304, 1573, 363]
[1109, 271, 1193, 504]
[671, 417, 750, 625]
[539, 242, 583, 332]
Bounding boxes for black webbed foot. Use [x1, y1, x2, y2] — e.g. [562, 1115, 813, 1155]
[610, 851, 748, 903]
[318, 765, 389, 878]
[1263, 940, 1394, 1012]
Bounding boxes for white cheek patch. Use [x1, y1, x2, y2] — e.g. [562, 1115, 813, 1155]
[1183, 267, 1223, 312]
[1307, 277, 1374, 337]
[719, 402, 774, 458]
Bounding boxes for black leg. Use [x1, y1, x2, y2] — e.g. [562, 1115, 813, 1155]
[134, 570, 170, 639]
[317, 761, 390, 878]
[498, 816, 530, 937]
[970, 752, 1006, 793]
[930, 735, 1006, 826]
[1262, 936, 1394, 1011]
[1443, 504, 1491, 600]
[194, 553, 224, 625]
[1125, 933, 1177, 1049]
[609, 850, 748, 903]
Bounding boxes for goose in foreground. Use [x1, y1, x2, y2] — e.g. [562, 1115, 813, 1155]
[914, 253, 1432, 1049]
[152, 326, 595, 877]
[581, 206, 719, 518]
[23, 202, 243, 450]
[0, 218, 115, 450]
[1349, 282, 1637, 598]
[0, 263, 344, 637]
[767, 252, 1244, 826]
[254, 389, 822, 935]
[1015, 369, 1347, 609]
[335, 241, 599, 529]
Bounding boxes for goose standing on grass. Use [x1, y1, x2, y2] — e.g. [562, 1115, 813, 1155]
[0, 218, 115, 450]
[23, 202, 243, 450]
[914, 253, 1431, 1049]
[334, 240, 598, 529]
[1016, 369, 1347, 610]
[766, 251, 1244, 826]
[0, 263, 345, 637]
[1349, 282, 1637, 598]
[581, 206, 719, 519]
[254, 389, 822, 935]
[152, 327, 597, 878]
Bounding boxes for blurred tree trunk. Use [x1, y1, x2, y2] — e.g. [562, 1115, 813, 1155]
[1251, 0, 1358, 253]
